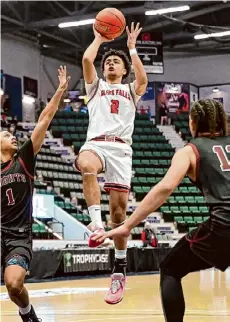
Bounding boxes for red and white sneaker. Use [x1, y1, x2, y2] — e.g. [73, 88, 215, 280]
[104, 273, 127, 304]
[88, 222, 112, 248]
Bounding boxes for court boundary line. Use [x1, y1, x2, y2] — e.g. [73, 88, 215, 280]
[2, 310, 230, 317]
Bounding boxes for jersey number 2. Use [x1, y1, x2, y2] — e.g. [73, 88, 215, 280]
[213, 145, 230, 171]
[6, 188, 15, 206]
[110, 100, 119, 114]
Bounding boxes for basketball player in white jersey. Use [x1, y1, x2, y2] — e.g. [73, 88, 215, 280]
[75, 22, 147, 304]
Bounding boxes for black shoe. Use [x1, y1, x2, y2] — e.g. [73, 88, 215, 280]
[19, 305, 42, 322]
[113, 258, 127, 276]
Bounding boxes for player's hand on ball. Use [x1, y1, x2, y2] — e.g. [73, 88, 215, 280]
[93, 25, 114, 43]
[58, 66, 71, 91]
[92, 225, 131, 243]
[126, 22, 142, 49]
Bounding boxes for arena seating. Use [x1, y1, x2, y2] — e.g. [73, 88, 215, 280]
[49, 111, 209, 237]
[174, 113, 192, 142]
[3, 112, 210, 240]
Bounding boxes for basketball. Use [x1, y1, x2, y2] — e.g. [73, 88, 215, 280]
[94, 8, 126, 40]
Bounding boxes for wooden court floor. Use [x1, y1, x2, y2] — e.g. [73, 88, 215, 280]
[1, 268, 230, 321]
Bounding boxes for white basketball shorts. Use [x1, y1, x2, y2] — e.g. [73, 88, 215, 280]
[75, 140, 133, 194]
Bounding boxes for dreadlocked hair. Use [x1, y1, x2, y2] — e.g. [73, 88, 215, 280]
[101, 49, 131, 81]
[190, 99, 227, 138]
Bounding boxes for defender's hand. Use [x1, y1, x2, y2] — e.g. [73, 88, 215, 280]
[58, 66, 71, 91]
[92, 225, 131, 244]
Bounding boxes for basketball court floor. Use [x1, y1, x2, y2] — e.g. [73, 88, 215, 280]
[1, 268, 230, 321]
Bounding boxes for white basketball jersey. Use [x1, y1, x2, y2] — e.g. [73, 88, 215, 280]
[85, 76, 141, 145]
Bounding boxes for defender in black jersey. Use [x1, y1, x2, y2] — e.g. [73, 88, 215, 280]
[92, 99, 230, 321]
[1, 66, 70, 322]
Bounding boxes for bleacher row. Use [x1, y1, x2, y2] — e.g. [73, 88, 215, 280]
[31, 110, 207, 239]
[174, 113, 192, 142]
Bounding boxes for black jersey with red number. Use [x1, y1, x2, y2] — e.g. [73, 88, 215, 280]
[1, 139, 35, 237]
[188, 136, 230, 226]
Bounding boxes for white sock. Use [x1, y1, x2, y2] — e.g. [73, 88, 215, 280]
[88, 205, 103, 229]
[115, 248, 127, 260]
[19, 304, 31, 315]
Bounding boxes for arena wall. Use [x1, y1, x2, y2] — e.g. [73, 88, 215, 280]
[2, 36, 230, 103]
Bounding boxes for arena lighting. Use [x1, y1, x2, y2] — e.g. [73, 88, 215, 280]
[212, 87, 220, 93]
[194, 30, 230, 40]
[0, 88, 4, 95]
[59, 19, 95, 28]
[145, 5, 190, 16]
[22, 95, 35, 104]
[64, 98, 71, 103]
[78, 96, 85, 99]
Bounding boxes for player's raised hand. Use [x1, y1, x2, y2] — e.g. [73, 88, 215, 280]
[93, 25, 114, 43]
[58, 66, 71, 91]
[126, 22, 142, 49]
[92, 224, 131, 244]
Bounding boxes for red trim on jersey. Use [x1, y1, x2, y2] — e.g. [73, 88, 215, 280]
[104, 182, 130, 189]
[1, 159, 14, 173]
[104, 182, 130, 194]
[187, 143, 200, 181]
[29, 178, 33, 225]
[104, 187, 130, 195]
[74, 156, 81, 172]
[185, 225, 210, 247]
[18, 157, 34, 180]
[92, 136, 125, 144]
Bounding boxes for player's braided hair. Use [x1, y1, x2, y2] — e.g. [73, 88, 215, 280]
[190, 99, 227, 137]
[101, 49, 131, 80]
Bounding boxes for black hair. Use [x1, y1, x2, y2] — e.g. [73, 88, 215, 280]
[101, 49, 131, 80]
[190, 99, 227, 137]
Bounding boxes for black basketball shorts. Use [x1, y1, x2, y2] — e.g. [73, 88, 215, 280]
[1, 232, 33, 272]
[160, 220, 230, 278]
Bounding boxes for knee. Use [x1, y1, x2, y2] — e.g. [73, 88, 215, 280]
[111, 206, 126, 225]
[5, 278, 23, 297]
[159, 263, 181, 281]
[78, 159, 97, 174]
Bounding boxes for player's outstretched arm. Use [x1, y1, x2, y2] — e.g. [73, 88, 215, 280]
[82, 26, 113, 84]
[126, 22, 148, 96]
[31, 66, 70, 155]
[92, 146, 194, 243]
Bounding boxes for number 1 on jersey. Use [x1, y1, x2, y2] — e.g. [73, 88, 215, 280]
[6, 188, 15, 206]
[213, 145, 230, 171]
[110, 100, 119, 114]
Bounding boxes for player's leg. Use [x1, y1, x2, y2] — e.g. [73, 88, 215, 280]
[109, 189, 129, 274]
[4, 249, 40, 321]
[77, 149, 104, 233]
[104, 189, 129, 304]
[103, 143, 132, 304]
[4, 262, 29, 308]
[160, 235, 212, 322]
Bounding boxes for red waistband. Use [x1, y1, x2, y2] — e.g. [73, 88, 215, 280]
[91, 135, 125, 144]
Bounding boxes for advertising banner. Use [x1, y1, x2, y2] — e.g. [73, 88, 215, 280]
[155, 82, 190, 124]
[63, 248, 111, 273]
[137, 81, 155, 117]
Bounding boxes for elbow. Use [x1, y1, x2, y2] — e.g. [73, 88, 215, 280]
[142, 75, 148, 86]
[38, 111, 51, 124]
[159, 181, 175, 195]
[138, 76, 148, 88]
[82, 55, 92, 64]
[136, 78, 148, 96]
[39, 109, 48, 121]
